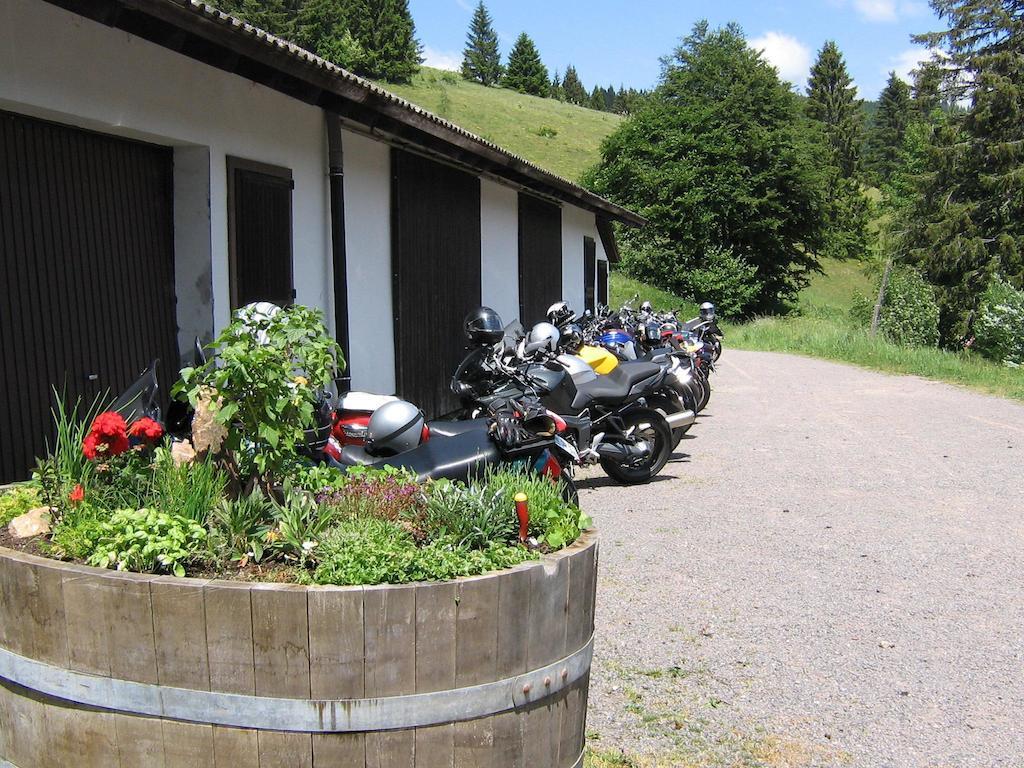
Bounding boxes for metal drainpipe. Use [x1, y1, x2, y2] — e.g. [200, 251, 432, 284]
[326, 113, 351, 392]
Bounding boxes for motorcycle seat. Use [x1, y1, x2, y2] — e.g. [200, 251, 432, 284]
[426, 418, 491, 438]
[575, 362, 662, 405]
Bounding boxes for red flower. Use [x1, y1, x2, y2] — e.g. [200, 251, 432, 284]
[83, 411, 130, 459]
[69, 484, 84, 505]
[129, 417, 164, 442]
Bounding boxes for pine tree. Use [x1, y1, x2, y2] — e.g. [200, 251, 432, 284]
[806, 41, 863, 178]
[347, 0, 422, 82]
[550, 70, 564, 100]
[911, 59, 945, 119]
[237, 0, 294, 37]
[503, 33, 549, 96]
[561, 65, 587, 105]
[900, 0, 1024, 343]
[292, 0, 363, 69]
[461, 1, 502, 86]
[865, 72, 912, 183]
[588, 85, 606, 111]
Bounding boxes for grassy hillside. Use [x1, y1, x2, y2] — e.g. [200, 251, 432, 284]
[609, 266, 1024, 401]
[378, 67, 622, 182]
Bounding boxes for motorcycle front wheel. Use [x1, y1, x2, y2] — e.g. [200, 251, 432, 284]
[600, 409, 673, 485]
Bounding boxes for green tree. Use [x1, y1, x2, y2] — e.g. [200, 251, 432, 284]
[911, 59, 945, 119]
[347, 0, 422, 82]
[806, 41, 863, 178]
[900, 0, 1024, 342]
[293, 0, 363, 69]
[503, 33, 549, 96]
[550, 69, 564, 100]
[235, 0, 294, 37]
[561, 65, 587, 105]
[588, 85, 606, 111]
[585, 22, 828, 314]
[865, 72, 912, 183]
[461, 1, 503, 86]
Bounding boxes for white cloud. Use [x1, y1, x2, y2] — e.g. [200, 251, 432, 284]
[454, 0, 473, 12]
[853, 0, 898, 22]
[422, 46, 462, 72]
[749, 32, 812, 88]
[889, 47, 939, 82]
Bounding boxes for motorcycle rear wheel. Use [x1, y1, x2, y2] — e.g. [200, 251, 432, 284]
[600, 409, 673, 485]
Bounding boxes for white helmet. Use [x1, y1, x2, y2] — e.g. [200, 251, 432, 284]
[236, 302, 282, 345]
[546, 301, 575, 327]
[640, 300, 653, 313]
[699, 302, 716, 321]
[365, 400, 425, 457]
[526, 322, 560, 354]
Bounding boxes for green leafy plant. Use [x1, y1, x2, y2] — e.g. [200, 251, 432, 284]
[45, 389, 111, 489]
[148, 450, 226, 524]
[46, 502, 107, 561]
[208, 491, 274, 567]
[174, 304, 343, 488]
[481, 469, 590, 550]
[879, 266, 940, 347]
[309, 517, 535, 586]
[0, 485, 42, 527]
[86, 508, 208, 578]
[268, 485, 335, 567]
[974, 276, 1024, 366]
[416, 479, 516, 549]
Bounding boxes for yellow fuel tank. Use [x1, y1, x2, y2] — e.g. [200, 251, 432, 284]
[578, 344, 619, 374]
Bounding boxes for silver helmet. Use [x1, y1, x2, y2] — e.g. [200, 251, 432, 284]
[365, 400, 425, 457]
[699, 302, 716, 321]
[526, 322, 560, 354]
[640, 300, 653, 313]
[546, 301, 575, 327]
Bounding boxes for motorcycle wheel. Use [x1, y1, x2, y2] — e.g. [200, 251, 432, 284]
[648, 394, 689, 450]
[711, 339, 722, 361]
[560, 472, 580, 506]
[599, 409, 673, 485]
[689, 377, 709, 414]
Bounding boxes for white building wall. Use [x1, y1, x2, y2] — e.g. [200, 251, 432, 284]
[480, 180, 520, 324]
[1, 0, 330, 347]
[342, 130, 396, 394]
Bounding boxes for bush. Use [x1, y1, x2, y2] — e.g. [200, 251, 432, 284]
[415, 479, 516, 549]
[86, 508, 208, 578]
[208, 492, 274, 566]
[880, 266, 940, 347]
[622, 241, 762, 317]
[974, 276, 1024, 365]
[175, 304, 343, 487]
[480, 469, 589, 550]
[309, 517, 535, 586]
[0, 485, 41, 527]
[46, 503, 107, 561]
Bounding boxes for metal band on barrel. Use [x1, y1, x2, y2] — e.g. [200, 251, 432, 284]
[0, 635, 593, 732]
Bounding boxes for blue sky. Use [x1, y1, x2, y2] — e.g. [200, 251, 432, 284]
[410, 0, 943, 101]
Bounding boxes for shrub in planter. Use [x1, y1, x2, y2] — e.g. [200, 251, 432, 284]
[86, 508, 208, 578]
[879, 266, 940, 347]
[0, 485, 41, 528]
[175, 305, 343, 489]
[974, 276, 1024, 365]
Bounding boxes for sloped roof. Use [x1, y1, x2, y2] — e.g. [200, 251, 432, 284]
[42, 0, 645, 227]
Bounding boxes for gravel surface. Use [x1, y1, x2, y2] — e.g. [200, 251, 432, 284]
[580, 350, 1024, 767]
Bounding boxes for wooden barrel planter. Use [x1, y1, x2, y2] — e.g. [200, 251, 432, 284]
[0, 530, 598, 768]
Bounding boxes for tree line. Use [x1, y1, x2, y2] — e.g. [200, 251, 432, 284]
[213, 0, 422, 82]
[586, 0, 1023, 362]
[461, 2, 647, 114]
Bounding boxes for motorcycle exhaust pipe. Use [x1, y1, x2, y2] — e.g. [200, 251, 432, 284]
[664, 409, 695, 429]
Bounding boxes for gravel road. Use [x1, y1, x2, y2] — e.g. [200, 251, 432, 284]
[581, 350, 1024, 767]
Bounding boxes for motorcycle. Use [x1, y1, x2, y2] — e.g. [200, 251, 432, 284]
[451, 311, 677, 485]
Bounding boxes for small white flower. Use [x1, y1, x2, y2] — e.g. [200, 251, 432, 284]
[302, 540, 317, 552]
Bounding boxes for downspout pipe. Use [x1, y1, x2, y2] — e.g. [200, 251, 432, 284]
[327, 113, 351, 392]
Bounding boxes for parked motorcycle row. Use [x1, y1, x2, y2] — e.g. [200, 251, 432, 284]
[326, 297, 723, 493]
[129, 299, 722, 497]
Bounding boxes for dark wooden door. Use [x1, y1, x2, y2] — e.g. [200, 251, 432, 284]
[518, 193, 562, 325]
[228, 158, 294, 308]
[597, 259, 609, 306]
[0, 111, 178, 483]
[392, 150, 481, 418]
[584, 237, 597, 313]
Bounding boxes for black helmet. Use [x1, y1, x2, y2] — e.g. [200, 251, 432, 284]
[546, 301, 575, 327]
[560, 323, 584, 353]
[464, 306, 504, 345]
